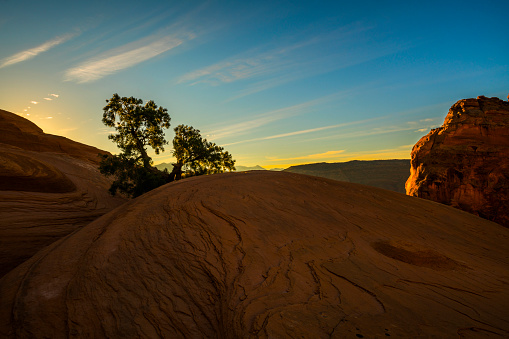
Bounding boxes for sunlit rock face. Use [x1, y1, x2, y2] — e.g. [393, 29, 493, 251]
[406, 96, 509, 227]
[1, 171, 508, 338]
[0, 109, 126, 277]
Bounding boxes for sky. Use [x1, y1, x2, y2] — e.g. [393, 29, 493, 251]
[1, 0, 508, 169]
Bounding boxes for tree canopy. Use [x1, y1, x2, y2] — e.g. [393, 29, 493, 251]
[170, 125, 235, 180]
[99, 94, 171, 197]
[99, 94, 235, 197]
[102, 93, 171, 169]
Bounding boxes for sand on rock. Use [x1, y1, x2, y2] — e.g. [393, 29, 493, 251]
[1, 171, 508, 338]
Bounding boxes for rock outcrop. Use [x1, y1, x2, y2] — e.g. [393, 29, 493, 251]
[0, 109, 108, 164]
[0, 110, 126, 277]
[1, 171, 508, 338]
[406, 96, 509, 227]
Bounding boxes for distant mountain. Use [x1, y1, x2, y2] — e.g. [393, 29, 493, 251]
[155, 162, 173, 171]
[154, 163, 268, 172]
[234, 165, 266, 171]
[284, 159, 410, 193]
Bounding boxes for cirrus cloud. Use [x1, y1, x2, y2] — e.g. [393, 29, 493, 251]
[267, 150, 345, 162]
[0, 33, 75, 68]
[65, 35, 186, 83]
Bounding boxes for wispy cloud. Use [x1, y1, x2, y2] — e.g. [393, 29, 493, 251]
[408, 117, 441, 133]
[177, 22, 404, 100]
[322, 145, 413, 161]
[206, 88, 360, 141]
[177, 23, 372, 87]
[222, 116, 382, 146]
[65, 34, 187, 83]
[177, 47, 293, 86]
[226, 43, 404, 102]
[20, 93, 61, 114]
[221, 113, 437, 147]
[206, 101, 315, 140]
[97, 127, 116, 135]
[0, 34, 75, 68]
[268, 150, 345, 162]
[304, 125, 420, 144]
[302, 115, 445, 144]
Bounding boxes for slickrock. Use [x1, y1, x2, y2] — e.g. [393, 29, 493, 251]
[1, 171, 508, 338]
[0, 110, 126, 277]
[0, 109, 108, 164]
[406, 96, 509, 227]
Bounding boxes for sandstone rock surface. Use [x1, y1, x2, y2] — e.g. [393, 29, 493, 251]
[406, 96, 509, 227]
[0, 110, 126, 277]
[0, 109, 108, 164]
[1, 171, 508, 338]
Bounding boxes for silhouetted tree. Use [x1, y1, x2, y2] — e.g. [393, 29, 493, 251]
[99, 94, 171, 197]
[170, 125, 235, 180]
[102, 93, 170, 168]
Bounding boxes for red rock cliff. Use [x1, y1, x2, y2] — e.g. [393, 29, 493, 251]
[406, 96, 509, 227]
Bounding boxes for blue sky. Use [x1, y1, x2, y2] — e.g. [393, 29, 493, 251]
[1, 0, 508, 168]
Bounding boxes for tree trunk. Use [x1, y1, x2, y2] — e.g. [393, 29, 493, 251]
[139, 144, 150, 169]
[130, 127, 150, 169]
[169, 163, 183, 181]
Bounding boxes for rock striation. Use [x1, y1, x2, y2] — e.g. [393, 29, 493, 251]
[406, 96, 509, 227]
[0, 110, 126, 277]
[1, 171, 508, 338]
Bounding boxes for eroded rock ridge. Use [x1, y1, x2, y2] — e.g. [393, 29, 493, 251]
[0, 109, 126, 277]
[406, 96, 509, 227]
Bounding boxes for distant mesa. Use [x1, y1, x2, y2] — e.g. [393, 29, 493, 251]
[1, 171, 508, 337]
[0, 109, 126, 278]
[406, 96, 509, 227]
[285, 160, 410, 193]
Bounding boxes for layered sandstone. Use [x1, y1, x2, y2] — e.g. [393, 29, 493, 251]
[406, 96, 509, 227]
[0, 110, 126, 277]
[0, 109, 108, 164]
[1, 171, 508, 338]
